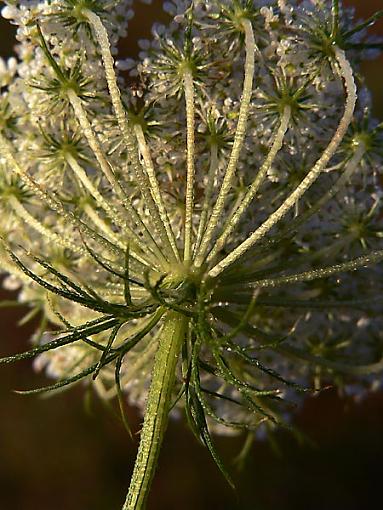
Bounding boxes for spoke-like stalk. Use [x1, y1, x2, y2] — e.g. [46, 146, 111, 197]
[258, 143, 366, 249]
[249, 248, 383, 289]
[123, 312, 187, 510]
[331, 0, 340, 39]
[82, 204, 125, 249]
[66, 154, 130, 232]
[67, 91, 169, 270]
[194, 18, 255, 267]
[0, 132, 68, 220]
[183, 68, 196, 263]
[8, 195, 85, 255]
[82, 205, 154, 276]
[0, 132, 141, 264]
[194, 143, 219, 255]
[67, 91, 129, 204]
[134, 124, 180, 261]
[66, 154, 158, 268]
[85, 10, 177, 264]
[207, 106, 291, 264]
[208, 47, 356, 278]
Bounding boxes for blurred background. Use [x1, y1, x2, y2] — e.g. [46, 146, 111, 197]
[0, 1, 383, 509]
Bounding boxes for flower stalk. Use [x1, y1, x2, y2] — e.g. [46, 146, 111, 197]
[194, 17, 256, 268]
[183, 68, 196, 264]
[208, 46, 357, 278]
[123, 312, 188, 510]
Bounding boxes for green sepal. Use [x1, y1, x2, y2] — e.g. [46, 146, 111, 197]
[188, 386, 235, 490]
[331, 0, 339, 39]
[36, 24, 67, 83]
[225, 341, 309, 392]
[343, 11, 383, 39]
[82, 236, 144, 287]
[115, 353, 134, 439]
[15, 353, 116, 395]
[93, 322, 122, 379]
[7, 247, 154, 318]
[0, 316, 119, 365]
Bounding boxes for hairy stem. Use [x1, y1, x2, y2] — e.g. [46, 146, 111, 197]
[194, 143, 219, 255]
[208, 47, 356, 278]
[67, 91, 168, 270]
[123, 312, 187, 510]
[67, 154, 159, 268]
[66, 154, 132, 232]
[8, 195, 84, 255]
[207, 106, 291, 264]
[194, 18, 255, 267]
[250, 248, 383, 288]
[134, 124, 180, 261]
[0, 132, 121, 258]
[183, 68, 196, 263]
[85, 10, 177, 264]
[258, 143, 366, 250]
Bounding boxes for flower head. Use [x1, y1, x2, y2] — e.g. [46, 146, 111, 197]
[1, 1, 383, 507]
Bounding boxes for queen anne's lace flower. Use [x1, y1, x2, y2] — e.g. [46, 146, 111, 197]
[1, 1, 383, 508]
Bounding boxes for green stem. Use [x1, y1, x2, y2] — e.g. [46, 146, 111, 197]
[123, 312, 188, 510]
[194, 18, 255, 268]
[208, 47, 356, 278]
[183, 68, 196, 263]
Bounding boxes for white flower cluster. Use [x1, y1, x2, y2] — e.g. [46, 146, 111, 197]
[1, 0, 383, 438]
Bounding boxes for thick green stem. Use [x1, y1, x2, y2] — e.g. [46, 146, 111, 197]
[123, 312, 188, 510]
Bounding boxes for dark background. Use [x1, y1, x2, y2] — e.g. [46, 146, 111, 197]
[1, 1, 383, 509]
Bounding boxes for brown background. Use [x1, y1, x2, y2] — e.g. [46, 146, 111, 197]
[1, 1, 383, 509]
